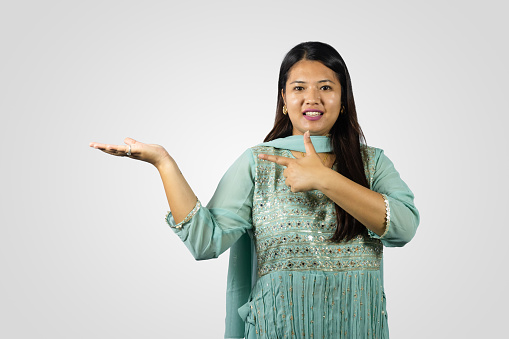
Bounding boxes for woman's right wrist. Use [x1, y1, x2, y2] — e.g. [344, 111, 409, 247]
[154, 155, 177, 173]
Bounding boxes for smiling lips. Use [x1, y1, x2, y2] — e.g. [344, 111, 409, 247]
[303, 110, 324, 121]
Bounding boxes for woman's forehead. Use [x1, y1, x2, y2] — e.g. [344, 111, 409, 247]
[287, 60, 338, 83]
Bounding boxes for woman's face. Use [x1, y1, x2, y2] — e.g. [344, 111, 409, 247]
[283, 60, 342, 136]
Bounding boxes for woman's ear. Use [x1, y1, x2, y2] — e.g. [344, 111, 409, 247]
[281, 89, 286, 105]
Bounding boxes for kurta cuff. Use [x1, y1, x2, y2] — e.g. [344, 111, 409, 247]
[368, 193, 391, 239]
[165, 200, 201, 230]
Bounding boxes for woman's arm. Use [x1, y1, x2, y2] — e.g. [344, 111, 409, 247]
[91, 138, 255, 259]
[315, 168, 387, 236]
[89, 137, 197, 223]
[156, 160, 198, 224]
[370, 148, 419, 246]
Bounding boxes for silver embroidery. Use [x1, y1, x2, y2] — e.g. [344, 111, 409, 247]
[252, 147, 382, 278]
[165, 200, 201, 230]
[380, 193, 390, 238]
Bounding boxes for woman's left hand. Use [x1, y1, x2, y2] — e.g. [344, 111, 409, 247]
[258, 131, 329, 192]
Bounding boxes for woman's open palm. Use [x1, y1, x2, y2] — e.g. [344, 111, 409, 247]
[89, 137, 171, 168]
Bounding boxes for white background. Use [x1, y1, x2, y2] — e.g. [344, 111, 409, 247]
[1, 0, 507, 338]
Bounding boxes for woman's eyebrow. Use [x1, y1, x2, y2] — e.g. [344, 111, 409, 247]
[318, 79, 336, 84]
[289, 79, 336, 84]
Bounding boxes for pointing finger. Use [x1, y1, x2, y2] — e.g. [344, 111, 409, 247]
[303, 131, 317, 155]
[258, 153, 292, 167]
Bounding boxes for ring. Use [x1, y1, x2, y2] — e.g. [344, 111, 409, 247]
[126, 145, 131, 156]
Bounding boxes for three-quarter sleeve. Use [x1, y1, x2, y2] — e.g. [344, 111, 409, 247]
[165, 149, 255, 260]
[369, 149, 420, 247]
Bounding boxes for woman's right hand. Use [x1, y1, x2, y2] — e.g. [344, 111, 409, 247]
[89, 137, 172, 169]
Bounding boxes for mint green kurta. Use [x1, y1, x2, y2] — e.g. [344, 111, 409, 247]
[166, 136, 419, 339]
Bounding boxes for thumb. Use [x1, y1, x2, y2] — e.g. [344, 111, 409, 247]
[303, 131, 317, 155]
[124, 137, 137, 145]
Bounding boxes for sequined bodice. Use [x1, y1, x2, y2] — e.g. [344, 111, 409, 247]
[251, 146, 383, 278]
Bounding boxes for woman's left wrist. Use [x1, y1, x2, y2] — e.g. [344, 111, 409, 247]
[314, 166, 335, 192]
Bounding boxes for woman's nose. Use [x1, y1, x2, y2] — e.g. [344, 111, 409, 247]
[305, 88, 320, 104]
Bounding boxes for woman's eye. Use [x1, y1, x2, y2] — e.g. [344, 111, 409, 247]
[321, 85, 332, 90]
[294, 86, 304, 91]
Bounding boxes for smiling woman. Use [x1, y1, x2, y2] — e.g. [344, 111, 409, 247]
[90, 41, 419, 339]
[283, 59, 342, 136]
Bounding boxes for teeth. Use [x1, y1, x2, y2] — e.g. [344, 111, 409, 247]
[304, 111, 322, 116]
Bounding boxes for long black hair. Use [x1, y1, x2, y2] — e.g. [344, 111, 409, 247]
[264, 41, 369, 242]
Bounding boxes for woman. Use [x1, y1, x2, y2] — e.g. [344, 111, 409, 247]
[90, 41, 419, 338]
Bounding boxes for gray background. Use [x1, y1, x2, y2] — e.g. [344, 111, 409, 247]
[1, 0, 507, 338]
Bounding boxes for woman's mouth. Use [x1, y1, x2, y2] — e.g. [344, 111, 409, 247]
[303, 111, 323, 121]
